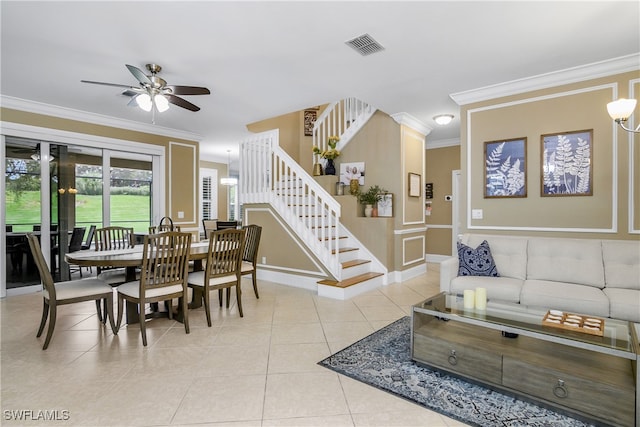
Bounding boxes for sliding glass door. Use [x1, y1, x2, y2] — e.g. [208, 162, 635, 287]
[3, 136, 161, 292]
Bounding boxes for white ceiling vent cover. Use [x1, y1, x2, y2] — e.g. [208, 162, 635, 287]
[345, 33, 385, 56]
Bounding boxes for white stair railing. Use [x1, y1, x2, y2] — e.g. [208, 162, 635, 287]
[240, 129, 342, 279]
[312, 98, 375, 163]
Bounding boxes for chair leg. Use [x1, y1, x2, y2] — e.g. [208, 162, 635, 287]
[180, 294, 190, 335]
[236, 284, 243, 318]
[252, 274, 259, 299]
[95, 299, 104, 322]
[226, 288, 231, 308]
[102, 299, 108, 325]
[42, 303, 57, 350]
[139, 304, 147, 346]
[37, 299, 49, 337]
[116, 295, 125, 331]
[218, 289, 223, 307]
[105, 294, 118, 335]
[203, 287, 212, 327]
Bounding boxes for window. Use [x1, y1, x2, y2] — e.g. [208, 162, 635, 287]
[200, 168, 218, 232]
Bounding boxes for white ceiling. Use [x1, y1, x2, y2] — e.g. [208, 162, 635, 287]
[1, 1, 639, 164]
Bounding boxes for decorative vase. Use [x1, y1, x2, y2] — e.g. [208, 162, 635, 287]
[325, 159, 336, 175]
[372, 206, 378, 217]
[364, 204, 373, 218]
[313, 163, 323, 176]
[349, 179, 359, 195]
[335, 182, 344, 196]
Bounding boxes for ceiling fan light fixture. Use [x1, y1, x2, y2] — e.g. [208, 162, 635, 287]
[136, 93, 152, 112]
[154, 94, 169, 112]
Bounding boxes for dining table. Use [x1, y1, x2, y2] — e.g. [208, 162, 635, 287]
[65, 240, 211, 324]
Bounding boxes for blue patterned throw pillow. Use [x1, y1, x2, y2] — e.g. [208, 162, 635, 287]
[457, 240, 499, 277]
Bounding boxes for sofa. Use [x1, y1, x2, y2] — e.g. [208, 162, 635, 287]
[440, 233, 640, 323]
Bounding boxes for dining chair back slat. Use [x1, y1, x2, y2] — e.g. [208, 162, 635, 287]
[95, 226, 134, 251]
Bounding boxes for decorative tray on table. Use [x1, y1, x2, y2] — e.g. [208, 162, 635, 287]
[542, 310, 605, 337]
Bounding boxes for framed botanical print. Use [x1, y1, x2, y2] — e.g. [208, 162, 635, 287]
[377, 193, 393, 217]
[484, 137, 527, 198]
[541, 129, 593, 196]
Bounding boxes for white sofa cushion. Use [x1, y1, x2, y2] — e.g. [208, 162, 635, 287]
[450, 276, 523, 303]
[520, 279, 609, 317]
[603, 288, 640, 322]
[527, 237, 605, 288]
[462, 234, 528, 280]
[602, 240, 640, 290]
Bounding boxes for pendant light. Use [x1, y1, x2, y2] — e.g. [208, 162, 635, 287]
[220, 150, 237, 186]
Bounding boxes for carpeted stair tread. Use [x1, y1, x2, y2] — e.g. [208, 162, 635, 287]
[318, 272, 383, 288]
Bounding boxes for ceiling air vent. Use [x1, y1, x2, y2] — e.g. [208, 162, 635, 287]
[345, 33, 385, 56]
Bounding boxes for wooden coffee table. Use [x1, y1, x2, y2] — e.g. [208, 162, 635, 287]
[411, 292, 639, 427]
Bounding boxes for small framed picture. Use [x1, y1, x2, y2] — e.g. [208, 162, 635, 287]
[541, 129, 593, 196]
[377, 193, 393, 217]
[408, 173, 421, 197]
[484, 137, 527, 198]
[303, 110, 317, 136]
[425, 183, 433, 199]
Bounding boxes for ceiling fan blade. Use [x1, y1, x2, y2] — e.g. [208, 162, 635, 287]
[166, 94, 200, 112]
[166, 85, 211, 96]
[121, 88, 142, 97]
[125, 64, 152, 85]
[81, 80, 133, 89]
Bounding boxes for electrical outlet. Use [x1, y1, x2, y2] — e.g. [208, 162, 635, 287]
[178, 211, 184, 219]
[472, 209, 483, 219]
[261, 256, 267, 264]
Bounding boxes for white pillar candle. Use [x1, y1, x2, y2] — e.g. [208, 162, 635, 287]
[475, 287, 487, 310]
[463, 290, 475, 309]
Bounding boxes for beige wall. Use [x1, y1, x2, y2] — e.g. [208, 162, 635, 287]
[1, 108, 200, 231]
[425, 145, 460, 255]
[460, 71, 639, 240]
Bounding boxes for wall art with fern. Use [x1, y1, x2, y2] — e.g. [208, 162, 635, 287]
[541, 129, 592, 197]
[484, 137, 527, 198]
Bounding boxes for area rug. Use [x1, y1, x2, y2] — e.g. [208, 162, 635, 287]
[319, 316, 593, 427]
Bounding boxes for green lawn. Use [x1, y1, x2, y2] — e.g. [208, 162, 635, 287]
[5, 191, 150, 233]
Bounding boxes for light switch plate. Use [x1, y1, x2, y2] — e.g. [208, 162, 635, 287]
[178, 211, 184, 219]
[472, 209, 483, 219]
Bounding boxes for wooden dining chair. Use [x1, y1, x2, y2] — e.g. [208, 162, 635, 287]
[115, 231, 192, 346]
[149, 216, 181, 234]
[216, 220, 239, 230]
[26, 233, 118, 350]
[81, 225, 96, 250]
[202, 219, 217, 238]
[94, 226, 135, 322]
[241, 224, 262, 299]
[187, 229, 245, 326]
[66, 226, 86, 277]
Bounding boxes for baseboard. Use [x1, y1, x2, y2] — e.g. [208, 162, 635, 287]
[425, 254, 451, 263]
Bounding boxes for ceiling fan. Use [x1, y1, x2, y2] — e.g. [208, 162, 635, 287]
[81, 63, 210, 113]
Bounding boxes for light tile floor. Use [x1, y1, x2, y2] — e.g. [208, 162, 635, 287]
[1, 263, 466, 426]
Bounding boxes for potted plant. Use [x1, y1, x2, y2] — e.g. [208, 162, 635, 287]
[358, 185, 386, 217]
[312, 136, 340, 175]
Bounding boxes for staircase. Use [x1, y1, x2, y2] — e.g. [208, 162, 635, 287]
[239, 98, 385, 299]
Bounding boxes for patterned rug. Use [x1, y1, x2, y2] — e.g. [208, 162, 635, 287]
[319, 316, 593, 427]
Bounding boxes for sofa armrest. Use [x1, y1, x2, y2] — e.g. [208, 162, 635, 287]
[440, 256, 459, 293]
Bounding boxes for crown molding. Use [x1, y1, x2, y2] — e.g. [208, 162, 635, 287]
[426, 137, 460, 150]
[391, 112, 432, 136]
[450, 53, 640, 106]
[0, 95, 203, 142]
